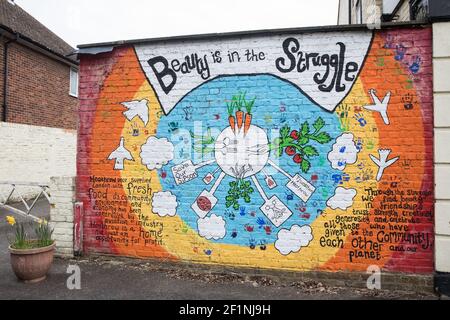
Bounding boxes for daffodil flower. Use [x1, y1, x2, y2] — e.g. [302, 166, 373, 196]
[6, 216, 16, 226]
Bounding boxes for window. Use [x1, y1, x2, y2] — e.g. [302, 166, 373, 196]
[383, 0, 401, 14]
[69, 68, 79, 97]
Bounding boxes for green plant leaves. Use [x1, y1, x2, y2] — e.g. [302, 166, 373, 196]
[301, 159, 311, 173]
[303, 146, 319, 157]
[313, 117, 325, 132]
[226, 179, 254, 209]
[311, 132, 332, 144]
[226, 91, 256, 113]
[280, 125, 290, 139]
[301, 122, 309, 136]
[191, 127, 216, 155]
[298, 136, 309, 145]
[8, 220, 54, 249]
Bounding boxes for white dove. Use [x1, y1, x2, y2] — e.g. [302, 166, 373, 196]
[363, 89, 391, 125]
[121, 99, 149, 126]
[370, 149, 399, 181]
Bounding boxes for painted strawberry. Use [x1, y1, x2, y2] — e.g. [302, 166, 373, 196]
[293, 154, 303, 163]
[290, 130, 299, 140]
[285, 146, 296, 156]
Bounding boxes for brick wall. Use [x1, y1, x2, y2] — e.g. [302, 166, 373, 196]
[77, 26, 434, 276]
[0, 39, 78, 130]
[49, 176, 76, 257]
[0, 122, 76, 200]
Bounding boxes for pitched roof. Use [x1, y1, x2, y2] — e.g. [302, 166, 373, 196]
[0, 0, 76, 62]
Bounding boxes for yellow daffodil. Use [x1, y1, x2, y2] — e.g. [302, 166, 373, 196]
[6, 216, 16, 226]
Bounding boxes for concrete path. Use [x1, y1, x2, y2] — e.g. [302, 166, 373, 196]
[0, 201, 439, 300]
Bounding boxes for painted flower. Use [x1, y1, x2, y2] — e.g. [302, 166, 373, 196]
[6, 216, 16, 226]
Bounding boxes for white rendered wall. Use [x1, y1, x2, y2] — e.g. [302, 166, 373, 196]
[0, 122, 76, 201]
[433, 22, 450, 273]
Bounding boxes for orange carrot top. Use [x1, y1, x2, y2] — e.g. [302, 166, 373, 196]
[235, 91, 247, 130]
[226, 92, 256, 133]
[226, 99, 236, 133]
[243, 96, 255, 135]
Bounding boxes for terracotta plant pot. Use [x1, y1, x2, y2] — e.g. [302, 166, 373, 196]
[9, 242, 55, 283]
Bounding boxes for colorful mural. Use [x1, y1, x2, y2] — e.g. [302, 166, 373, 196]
[78, 27, 434, 273]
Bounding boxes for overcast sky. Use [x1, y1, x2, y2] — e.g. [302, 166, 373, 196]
[14, 0, 339, 48]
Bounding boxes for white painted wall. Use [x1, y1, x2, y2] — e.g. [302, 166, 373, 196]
[433, 22, 450, 273]
[395, 1, 410, 22]
[338, 0, 349, 24]
[50, 176, 76, 257]
[0, 122, 76, 202]
[338, 0, 383, 25]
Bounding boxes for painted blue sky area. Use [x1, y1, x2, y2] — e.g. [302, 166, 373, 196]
[157, 75, 342, 248]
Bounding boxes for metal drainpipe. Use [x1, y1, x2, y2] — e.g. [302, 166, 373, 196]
[2, 35, 18, 122]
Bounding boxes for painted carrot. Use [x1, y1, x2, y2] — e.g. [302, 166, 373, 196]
[235, 108, 244, 130]
[243, 97, 255, 136]
[226, 100, 236, 133]
[229, 115, 236, 133]
[243, 113, 252, 135]
[235, 91, 246, 130]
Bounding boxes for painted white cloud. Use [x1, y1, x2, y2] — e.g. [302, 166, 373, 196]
[152, 191, 177, 217]
[197, 214, 226, 240]
[327, 133, 359, 171]
[140, 136, 174, 170]
[326, 187, 357, 210]
[275, 225, 313, 255]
